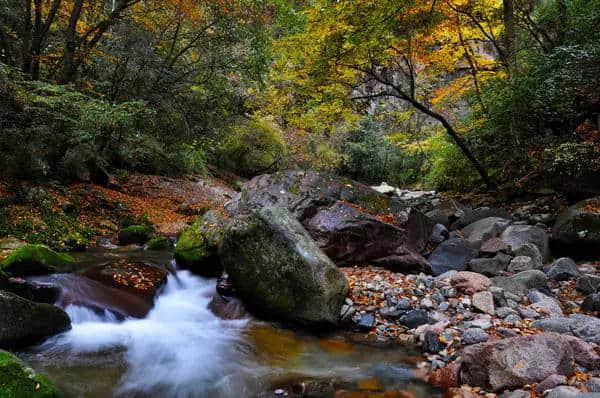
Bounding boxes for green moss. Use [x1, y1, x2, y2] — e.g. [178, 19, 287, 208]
[174, 223, 210, 264]
[118, 224, 154, 245]
[60, 232, 90, 251]
[0, 350, 63, 398]
[0, 244, 75, 275]
[145, 236, 173, 250]
[355, 192, 391, 214]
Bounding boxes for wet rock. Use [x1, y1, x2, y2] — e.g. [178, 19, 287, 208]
[0, 349, 63, 397]
[582, 292, 600, 312]
[0, 244, 75, 276]
[547, 258, 580, 281]
[500, 225, 550, 262]
[552, 197, 600, 257]
[357, 313, 375, 331]
[460, 333, 574, 392]
[221, 207, 348, 326]
[450, 271, 491, 295]
[472, 291, 495, 315]
[84, 259, 168, 301]
[536, 374, 568, 394]
[423, 331, 444, 353]
[0, 290, 71, 347]
[400, 309, 429, 329]
[2, 277, 61, 304]
[428, 238, 478, 276]
[507, 256, 536, 273]
[208, 294, 247, 320]
[462, 328, 489, 345]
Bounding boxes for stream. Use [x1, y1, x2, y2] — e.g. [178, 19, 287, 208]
[17, 247, 443, 398]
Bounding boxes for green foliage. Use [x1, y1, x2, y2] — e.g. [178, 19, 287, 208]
[216, 117, 287, 177]
[424, 133, 479, 190]
[145, 236, 173, 251]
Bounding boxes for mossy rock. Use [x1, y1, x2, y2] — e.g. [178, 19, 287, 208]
[117, 225, 155, 245]
[145, 236, 173, 251]
[0, 245, 75, 276]
[0, 350, 63, 398]
[60, 232, 90, 251]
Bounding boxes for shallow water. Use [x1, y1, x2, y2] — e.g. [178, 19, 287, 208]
[19, 248, 443, 398]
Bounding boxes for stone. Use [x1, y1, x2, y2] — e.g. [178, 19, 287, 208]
[423, 331, 444, 353]
[0, 244, 75, 276]
[553, 197, 600, 257]
[480, 237, 510, 255]
[529, 296, 563, 317]
[428, 238, 478, 276]
[582, 293, 600, 312]
[586, 378, 600, 392]
[431, 223, 449, 244]
[220, 207, 349, 326]
[562, 335, 600, 370]
[400, 309, 429, 329]
[500, 390, 530, 398]
[451, 207, 512, 230]
[472, 291, 495, 315]
[533, 315, 600, 344]
[513, 243, 543, 269]
[450, 271, 491, 295]
[493, 270, 548, 298]
[461, 217, 511, 248]
[460, 333, 574, 392]
[145, 236, 173, 250]
[496, 307, 518, 318]
[577, 274, 600, 295]
[469, 256, 507, 277]
[507, 256, 536, 273]
[357, 313, 375, 331]
[544, 386, 584, 398]
[118, 224, 155, 245]
[0, 290, 71, 347]
[547, 258, 580, 281]
[0, 350, 63, 397]
[428, 363, 461, 388]
[536, 374, 568, 394]
[500, 225, 550, 262]
[462, 328, 489, 344]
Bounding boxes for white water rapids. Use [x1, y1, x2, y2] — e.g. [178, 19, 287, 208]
[36, 270, 259, 398]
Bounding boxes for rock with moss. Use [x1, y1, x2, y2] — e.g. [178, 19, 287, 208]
[60, 232, 90, 251]
[553, 197, 600, 257]
[220, 206, 349, 327]
[0, 350, 63, 397]
[117, 225, 155, 245]
[145, 236, 173, 251]
[174, 210, 227, 276]
[0, 290, 71, 347]
[0, 238, 27, 263]
[0, 245, 75, 276]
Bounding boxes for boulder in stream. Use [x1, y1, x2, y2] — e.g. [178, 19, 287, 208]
[220, 206, 348, 327]
[118, 224, 155, 245]
[0, 290, 71, 347]
[0, 349, 63, 397]
[552, 197, 600, 257]
[0, 244, 75, 276]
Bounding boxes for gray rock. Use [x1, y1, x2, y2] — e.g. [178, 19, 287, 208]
[545, 386, 589, 398]
[220, 206, 349, 326]
[508, 256, 536, 272]
[400, 310, 429, 329]
[430, 223, 449, 244]
[532, 317, 575, 334]
[569, 314, 600, 344]
[536, 374, 568, 394]
[563, 334, 600, 370]
[582, 293, 600, 312]
[423, 330, 444, 353]
[577, 274, 600, 295]
[461, 217, 511, 248]
[529, 297, 564, 317]
[500, 390, 530, 398]
[460, 333, 574, 392]
[492, 270, 548, 298]
[586, 378, 600, 392]
[472, 291, 495, 315]
[451, 207, 511, 230]
[0, 290, 71, 346]
[553, 197, 600, 257]
[547, 258, 580, 281]
[518, 307, 541, 319]
[428, 238, 478, 276]
[357, 313, 375, 331]
[480, 237, 511, 255]
[462, 328, 490, 344]
[496, 306, 518, 318]
[513, 243, 543, 269]
[469, 256, 507, 276]
[501, 225, 550, 262]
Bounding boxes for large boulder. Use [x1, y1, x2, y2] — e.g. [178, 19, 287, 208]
[304, 201, 430, 272]
[0, 290, 71, 346]
[500, 225, 550, 262]
[0, 350, 63, 397]
[174, 210, 228, 276]
[220, 207, 349, 326]
[491, 270, 548, 299]
[461, 217, 511, 248]
[428, 238, 478, 276]
[553, 197, 600, 257]
[450, 207, 511, 230]
[460, 333, 574, 392]
[0, 244, 75, 276]
[117, 224, 155, 245]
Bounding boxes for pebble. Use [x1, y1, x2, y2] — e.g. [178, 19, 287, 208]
[462, 328, 489, 345]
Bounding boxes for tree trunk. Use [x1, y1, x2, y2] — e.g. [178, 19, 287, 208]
[21, 0, 32, 75]
[556, 0, 568, 45]
[61, 0, 84, 83]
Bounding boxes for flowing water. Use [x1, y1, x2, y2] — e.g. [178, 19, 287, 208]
[18, 247, 443, 398]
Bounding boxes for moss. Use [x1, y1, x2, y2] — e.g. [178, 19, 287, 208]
[355, 192, 391, 214]
[60, 232, 89, 251]
[174, 223, 211, 264]
[0, 244, 75, 275]
[118, 224, 154, 245]
[145, 236, 173, 251]
[0, 350, 63, 398]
